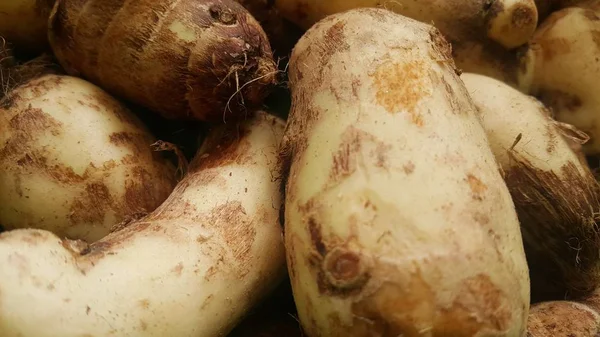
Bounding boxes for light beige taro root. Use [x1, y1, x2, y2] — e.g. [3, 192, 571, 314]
[518, 0, 600, 154]
[0, 110, 288, 337]
[48, 0, 278, 122]
[279, 8, 531, 337]
[274, 0, 539, 84]
[463, 72, 600, 302]
[0, 73, 177, 242]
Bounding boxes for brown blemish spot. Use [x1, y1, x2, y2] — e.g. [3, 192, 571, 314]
[473, 212, 490, 225]
[329, 126, 391, 183]
[303, 20, 350, 84]
[68, 182, 113, 225]
[545, 124, 558, 154]
[466, 174, 487, 200]
[403, 162, 415, 174]
[538, 38, 571, 62]
[189, 201, 256, 280]
[109, 132, 135, 146]
[139, 299, 150, 309]
[191, 124, 253, 171]
[304, 211, 368, 298]
[322, 21, 349, 61]
[322, 247, 370, 292]
[84, 221, 152, 260]
[140, 320, 148, 331]
[201, 294, 214, 310]
[330, 129, 362, 181]
[350, 270, 435, 336]
[372, 60, 430, 125]
[171, 262, 184, 276]
[429, 28, 454, 64]
[0, 106, 62, 161]
[215, 202, 256, 264]
[86, 306, 91, 315]
[433, 274, 512, 335]
[308, 217, 326, 256]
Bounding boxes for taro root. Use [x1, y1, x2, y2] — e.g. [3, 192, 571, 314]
[48, 0, 279, 123]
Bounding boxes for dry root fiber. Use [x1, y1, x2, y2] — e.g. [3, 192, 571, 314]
[462, 73, 600, 302]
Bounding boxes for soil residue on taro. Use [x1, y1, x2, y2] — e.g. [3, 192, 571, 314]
[372, 60, 431, 125]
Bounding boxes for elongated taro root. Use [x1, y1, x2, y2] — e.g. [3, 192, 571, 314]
[518, 1, 600, 154]
[0, 110, 287, 337]
[0, 73, 177, 242]
[279, 8, 531, 337]
[0, 0, 54, 55]
[48, 0, 278, 122]
[274, 0, 538, 84]
[462, 72, 600, 302]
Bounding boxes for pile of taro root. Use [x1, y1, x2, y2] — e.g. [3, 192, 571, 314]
[3, 0, 600, 336]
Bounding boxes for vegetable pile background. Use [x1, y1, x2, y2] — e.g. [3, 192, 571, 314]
[2, 0, 600, 336]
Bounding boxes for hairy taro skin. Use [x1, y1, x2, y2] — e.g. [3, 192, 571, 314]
[462, 73, 600, 302]
[48, 0, 277, 122]
[280, 8, 530, 337]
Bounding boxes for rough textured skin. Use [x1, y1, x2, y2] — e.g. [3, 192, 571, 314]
[0, 110, 287, 337]
[48, 0, 278, 122]
[0, 0, 54, 55]
[274, 0, 537, 84]
[518, 1, 600, 154]
[527, 301, 600, 336]
[463, 73, 600, 303]
[280, 8, 530, 337]
[0, 74, 177, 242]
